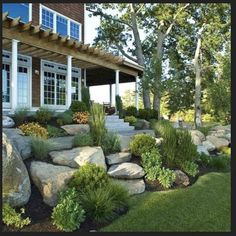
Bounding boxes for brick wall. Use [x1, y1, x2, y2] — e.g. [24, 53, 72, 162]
[32, 57, 41, 107]
[32, 3, 84, 41]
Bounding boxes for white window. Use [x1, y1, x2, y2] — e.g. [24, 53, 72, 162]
[70, 21, 80, 40]
[41, 7, 54, 30]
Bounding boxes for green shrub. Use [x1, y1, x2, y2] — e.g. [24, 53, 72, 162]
[138, 108, 152, 121]
[89, 103, 107, 146]
[70, 101, 88, 113]
[19, 122, 48, 139]
[151, 109, 159, 120]
[219, 147, 231, 156]
[197, 125, 214, 136]
[31, 137, 51, 160]
[141, 149, 162, 171]
[124, 116, 137, 126]
[101, 132, 121, 155]
[2, 203, 31, 229]
[73, 133, 93, 147]
[82, 86, 91, 110]
[125, 106, 138, 117]
[57, 110, 73, 126]
[13, 107, 29, 126]
[51, 188, 85, 232]
[115, 95, 123, 117]
[196, 153, 211, 168]
[157, 167, 176, 189]
[78, 183, 129, 224]
[149, 118, 158, 129]
[209, 155, 230, 171]
[35, 107, 53, 125]
[47, 125, 67, 138]
[129, 134, 157, 157]
[68, 164, 109, 192]
[181, 161, 199, 177]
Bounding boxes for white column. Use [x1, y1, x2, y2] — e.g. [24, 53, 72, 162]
[83, 69, 87, 87]
[135, 76, 139, 110]
[11, 39, 19, 111]
[78, 76, 82, 101]
[115, 70, 120, 96]
[109, 84, 112, 106]
[67, 55, 72, 108]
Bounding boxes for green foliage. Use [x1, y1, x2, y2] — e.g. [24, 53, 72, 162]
[56, 110, 73, 126]
[70, 101, 88, 113]
[51, 188, 85, 232]
[141, 149, 162, 171]
[2, 203, 31, 229]
[125, 106, 138, 117]
[219, 147, 231, 156]
[129, 134, 157, 157]
[196, 153, 211, 168]
[31, 137, 51, 160]
[81, 86, 91, 110]
[101, 132, 121, 155]
[209, 155, 230, 171]
[115, 95, 123, 117]
[73, 133, 93, 147]
[13, 107, 29, 126]
[157, 167, 176, 189]
[181, 161, 199, 177]
[47, 125, 67, 138]
[89, 103, 107, 146]
[138, 108, 152, 121]
[124, 116, 137, 126]
[197, 125, 215, 136]
[19, 122, 48, 139]
[68, 164, 109, 192]
[35, 107, 53, 125]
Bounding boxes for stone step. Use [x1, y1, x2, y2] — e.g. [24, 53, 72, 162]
[105, 115, 120, 120]
[105, 119, 125, 123]
[106, 127, 135, 133]
[105, 123, 131, 128]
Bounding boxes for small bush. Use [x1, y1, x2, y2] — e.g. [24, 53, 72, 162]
[157, 167, 176, 189]
[151, 109, 159, 120]
[209, 155, 230, 171]
[14, 107, 29, 126]
[72, 112, 89, 124]
[219, 147, 231, 156]
[47, 125, 67, 138]
[101, 132, 121, 155]
[115, 95, 123, 118]
[31, 137, 51, 160]
[70, 101, 88, 113]
[2, 203, 31, 229]
[51, 188, 85, 232]
[68, 164, 109, 192]
[57, 110, 73, 126]
[73, 133, 93, 147]
[196, 153, 211, 168]
[130, 133, 157, 157]
[82, 86, 91, 110]
[19, 122, 48, 139]
[124, 116, 137, 126]
[181, 161, 199, 177]
[125, 106, 138, 117]
[35, 107, 53, 125]
[141, 149, 162, 171]
[138, 108, 152, 121]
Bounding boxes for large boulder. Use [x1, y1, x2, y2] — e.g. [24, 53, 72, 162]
[3, 128, 31, 160]
[2, 133, 31, 207]
[108, 162, 145, 179]
[61, 124, 90, 135]
[208, 125, 231, 142]
[206, 135, 229, 149]
[197, 145, 209, 155]
[106, 152, 131, 165]
[3, 116, 15, 128]
[174, 170, 190, 186]
[49, 146, 107, 170]
[189, 130, 205, 145]
[30, 161, 76, 207]
[202, 140, 216, 152]
[111, 179, 145, 195]
[135, 119, 150, 130]
[48, 136, 74, 151]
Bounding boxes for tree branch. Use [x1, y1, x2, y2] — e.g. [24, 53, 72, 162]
[115, 44, 138, 63]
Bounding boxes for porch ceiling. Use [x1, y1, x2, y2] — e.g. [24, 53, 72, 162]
[2, 12, 144, 81]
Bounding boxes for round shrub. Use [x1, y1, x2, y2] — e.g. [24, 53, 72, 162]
[31, 137, 51, 160]
[101, 132, 121, 155]
[129, 134, 157, 157]
[57, 110, 73, 126]
[35, 107, 53, 125]
[151, 109, 159, 120]
[73, 133, 93, 147]
[70, 101, 87, 113]
[124, 116, 137, 126]
[72, 112, 89, 124]
[13, 107, 29, 126]
[138, 108, 152, 121]
[125, 106, 138, 117]
[19, 122, 48, 139]
[51, 188, 85, 232]
[68, 164, 109, 192]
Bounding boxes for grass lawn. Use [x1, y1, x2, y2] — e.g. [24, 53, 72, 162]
[101, 172, 231, 232]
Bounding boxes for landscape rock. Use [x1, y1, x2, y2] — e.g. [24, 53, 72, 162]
[61, 124, 90, 135]
[111, 179, 145, 195]
[206, 135, 229, 149]
[48, 136, 74, 151]
[3, 116, 15, 128]
[3, 128, 31, 160]
[189, 130, 205, 145]
[174, 170, 190, 186]
[106, 152, 131, 165]
[2, 133, 31, 207]
[118, 135, 132, 152]
[135, 119, 150, 130]
[197, 145, 209, 155]
[108, 162, 145, 179]
[30, 161, 76, 206]
[50, 146, 107, 170]
[202, 140, 216, 152]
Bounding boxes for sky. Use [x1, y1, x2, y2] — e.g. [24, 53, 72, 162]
[84, 8, 135, 105]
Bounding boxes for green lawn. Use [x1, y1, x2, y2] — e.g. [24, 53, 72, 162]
[101, 172, 231, 232]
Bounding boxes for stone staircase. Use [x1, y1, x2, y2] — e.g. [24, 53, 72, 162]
[105, 115, 135, 133]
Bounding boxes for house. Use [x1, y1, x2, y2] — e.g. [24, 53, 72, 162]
[2, 3, 143, 114]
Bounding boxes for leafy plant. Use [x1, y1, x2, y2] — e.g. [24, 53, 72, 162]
[51, 188, 85, 232]
[73, 133, 94, 147]
[19, 122, 48, 139]
[70, 101, 88, 113]
[124, 116, 137, 126]
[209, 155, 230, 171]
[31, 137, 51, 160]
[56, 110, 73, 126]
[68, 164, 109, 192]
[35, 107, 53, 125]
[81, 86, 91, 110]
[125, 106, 138, 117]
[129, 134, 157, 157]
[72, 112, 89, 124]
[47, 125, 67, 138]
[197, 125, 214, 136]
[196, 153, 211, 168]
[101, 132, 121, 155]
[2, 203, 31, 229]
[138, 108, 152, 121]
[13, 107, 29, 126]
[181, 161, 199, 177]
[219, 147, 231, 156]
[157, 167, 176, 189]
[89, 103, 107, 146]
[141, 149, 162, 171]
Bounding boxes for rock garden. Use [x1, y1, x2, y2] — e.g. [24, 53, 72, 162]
[2, 101, 231, 232]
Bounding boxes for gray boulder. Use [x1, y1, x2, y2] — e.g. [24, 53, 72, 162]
[206, 135, 229, 149]
[174, 170, 189, 186]
[135, 119, 150, 130]
[61, 124, 90, 135]
[2, 133, 31, 207]
[30, 161, 76, 207]
[189, 130, 205, 145]
[106, 152, 131, 165]
[48, 136, 74, 151]
[197, 145, 209, 155]
[3, 116, 15, 128]
[202, 140, 216, 152]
